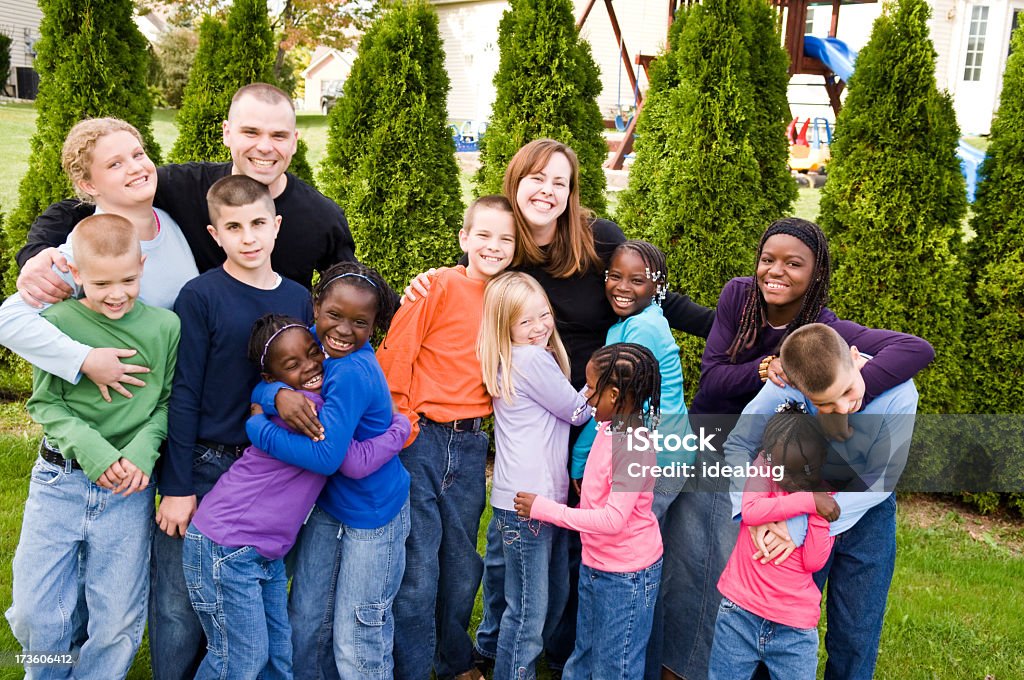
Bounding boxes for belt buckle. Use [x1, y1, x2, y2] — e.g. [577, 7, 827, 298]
[452, 418, 476, 433]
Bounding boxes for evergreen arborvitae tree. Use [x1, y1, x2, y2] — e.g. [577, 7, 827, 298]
[818, 0, 968, 414]
[967, 24, 1024, 416]
[170, 15, 230, 163]
[616, 0, 775, 389]
[616, 0, 770, 308]
[0, 0, 159, 293]
[475, 0, 607, 214]
[318, 1, 463, 290]
[741, 0, 797, 217]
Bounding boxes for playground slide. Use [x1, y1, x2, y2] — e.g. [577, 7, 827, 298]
[803, 35, 857, 83]
[801, 34, 984, 202]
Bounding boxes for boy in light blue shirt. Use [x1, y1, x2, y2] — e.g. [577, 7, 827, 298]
[724, 323, 918, 680]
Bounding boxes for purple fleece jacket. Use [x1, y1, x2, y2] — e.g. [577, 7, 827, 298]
[192, 391, 409, 559]
[690, 277, 934, 416]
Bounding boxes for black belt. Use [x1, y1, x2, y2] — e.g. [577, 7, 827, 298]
[196, 439, 247, 458]
[39, 439, 82, 470]
[420, 414, 483, 433]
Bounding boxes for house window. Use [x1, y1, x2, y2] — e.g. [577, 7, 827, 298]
[964, 5, 989, 81]
[804, 7, 815, 34]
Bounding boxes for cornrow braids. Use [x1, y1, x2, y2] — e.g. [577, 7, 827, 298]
[588, 342, 662, 428]
[610, 240, 670, 304]
[761, 402, 828, 492]
[728, 217, 831, 361]
[314, 261, 399, 341]
[247, 314, 310, 367]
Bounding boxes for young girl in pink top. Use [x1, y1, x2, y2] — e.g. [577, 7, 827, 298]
[710, 405, 838, 680]
[514, 342, 662, 680]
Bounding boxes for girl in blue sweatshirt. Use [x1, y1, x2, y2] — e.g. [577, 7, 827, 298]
[246, 262, 409, 680]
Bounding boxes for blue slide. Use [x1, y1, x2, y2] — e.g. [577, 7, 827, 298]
[803, 35, 857, 82]
[803, 34, 984, 201]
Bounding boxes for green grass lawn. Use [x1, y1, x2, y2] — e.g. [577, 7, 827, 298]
[0, 406, 1021, 679]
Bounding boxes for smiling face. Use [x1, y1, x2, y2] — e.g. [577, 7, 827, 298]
[757, 234, 816, 325]
[459, 206, 516, 281]
[605, 248, 658, 318]
[71, 250, 145, 320]
[514, 151, 571, 239]
[509, 290, 556, 347]
[78, 131, 157, 212]
[263, 327, 325, 393]
[222, 94, 298, 197]
[206, 199, 281, 279]
[314, 282, 378, 358]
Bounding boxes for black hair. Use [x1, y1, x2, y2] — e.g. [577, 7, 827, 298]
[247, 313, 311, 370]
[728, 217, 831, 361]
[761, 402, 828, 491]
[609, 240, 669, 304]
[313, 261, 399, 343]
[588, 342, 661, 427]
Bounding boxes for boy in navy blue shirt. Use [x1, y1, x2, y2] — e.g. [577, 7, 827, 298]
[151, 174, 313, 679]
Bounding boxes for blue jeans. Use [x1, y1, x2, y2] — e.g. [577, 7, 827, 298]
[813, 493, 897, 680]
[392, 421, 488, 679]
[289, 501, 410, 680]
[6, 456, 153, 680]
[475, 509, 569, 680]
[657, 450, 738, 680]
[149, 446, 239, 680]
[183, 527, 291, 680]
[707, 598, 818, 680]
[564, 558, 662, 680]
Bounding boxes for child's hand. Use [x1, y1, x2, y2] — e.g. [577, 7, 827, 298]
[402, 268, 437, 303]
[113, 458, 149, 497]
[817, 413, 852, 441]
[97, 459, 129, 490]
[748, 521, 797, 565]
[156, 494, 197, 537]
[82, 347, 150, 402]
[571, 478, 582, 497]
[514, 492, 537, 518]
[250, 402, 264, 416]
[814, 492, 841, 522]
[275, 390, 324, 440]
[765, 357, 790, 388]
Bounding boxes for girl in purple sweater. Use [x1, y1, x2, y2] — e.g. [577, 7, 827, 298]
[185, 315, 409, 680]
[659, 217, 934, 680]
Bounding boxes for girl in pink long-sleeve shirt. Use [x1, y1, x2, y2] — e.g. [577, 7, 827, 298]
[709, 406, 839, 680]
[514, 342, 662, 679]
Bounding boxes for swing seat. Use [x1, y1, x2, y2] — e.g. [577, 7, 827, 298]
[614, 114, 634, 132]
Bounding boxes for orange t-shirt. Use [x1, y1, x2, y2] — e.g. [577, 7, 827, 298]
[376, 266, 492, 445]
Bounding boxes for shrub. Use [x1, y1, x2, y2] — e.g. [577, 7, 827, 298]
[153, 27, 199, 108]
[318, 0, 463, 291]
[615, 0, 777, 387]
[817, 0, 968, 414]
[0, 0, 159, 294]
[966, 23, 1024, 416]
[475, 0, 607, 214]
[0, 32, 12, 91]
[171, 0, 276, 164]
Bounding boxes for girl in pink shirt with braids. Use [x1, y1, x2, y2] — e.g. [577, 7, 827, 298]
[710, 404, 839, 680]
[514, 342, 662, 679]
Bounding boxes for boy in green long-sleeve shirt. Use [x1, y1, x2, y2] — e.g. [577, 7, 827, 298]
[5, 214, 180, 679]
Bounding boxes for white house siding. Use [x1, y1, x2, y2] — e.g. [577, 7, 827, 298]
[0, 0, 43, 96]
[573, 0, 670, 119]
[302, 49, 354, 112]
[434, 0, 505, 124]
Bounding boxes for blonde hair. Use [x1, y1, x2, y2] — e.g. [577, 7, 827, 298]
[61, 118, 146, 203]
[502, 139, 602, 278]
[478, 271, 571, 403]
[71, 213, 141, 264]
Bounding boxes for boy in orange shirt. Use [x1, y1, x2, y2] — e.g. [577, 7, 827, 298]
[379, 195, 515, 680]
